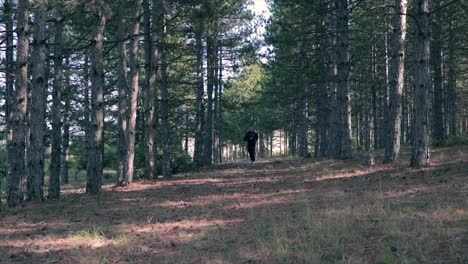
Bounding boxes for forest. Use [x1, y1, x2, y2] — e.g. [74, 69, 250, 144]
[0, 0, 467, 263]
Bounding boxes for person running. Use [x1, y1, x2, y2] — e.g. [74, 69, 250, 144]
[244, 127, 258, 163]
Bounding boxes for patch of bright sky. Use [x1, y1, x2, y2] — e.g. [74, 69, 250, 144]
[247, 0, 272, 63]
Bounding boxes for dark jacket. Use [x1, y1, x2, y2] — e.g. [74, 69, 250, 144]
[244, 131, 258, 150]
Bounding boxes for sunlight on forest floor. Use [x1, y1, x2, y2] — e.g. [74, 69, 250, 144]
[1, 146, 467, 263]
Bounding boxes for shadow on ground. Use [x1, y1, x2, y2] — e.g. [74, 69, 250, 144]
[1, 146, 467, 263]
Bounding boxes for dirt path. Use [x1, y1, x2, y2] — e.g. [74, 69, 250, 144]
[1, 146, 467, 263]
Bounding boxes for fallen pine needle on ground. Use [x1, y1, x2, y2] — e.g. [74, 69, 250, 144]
[1, 146, 467, 263]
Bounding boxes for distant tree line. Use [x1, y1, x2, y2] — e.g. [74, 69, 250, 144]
[239, 0, 467, 165]
[0, 0, 467, 209]
[0, 0, 253, 208]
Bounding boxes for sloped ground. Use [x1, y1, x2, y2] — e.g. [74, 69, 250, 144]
[1, 146, 467, 264]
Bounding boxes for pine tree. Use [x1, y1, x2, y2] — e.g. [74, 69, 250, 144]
[7, 0, 29, 207]
[27, 0, 48, 201]
[411, 0, 431, 167]
[87, 0, 108, 194]
[384, 0, 408, 164]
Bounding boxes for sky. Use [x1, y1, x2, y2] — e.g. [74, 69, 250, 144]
[249, 0, 271, 35]
[248, 0, 272, 62]
[250, 0, 271, 17]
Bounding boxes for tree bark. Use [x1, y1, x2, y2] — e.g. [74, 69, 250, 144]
[431, 0, 445, 145]
[384, 0, 407, 163]
[401, 92, 406, 144]
[49, 8, 64, 200]
[363, 94, 375, 165]
[159, 0, 171, 177]
[297, 43, 309, 158]
[335, 0, 352, 160]
[382, 19, 390, 153]
[61, 58, 72, 185]
[411, 0, 431, 167]
[116, 16, 128, 185]
[288, 127, 296, 157]
[328, 0, 339, 158]
[121, 0, 143, 186]
[217, 46, 224, 163]
[27, 0, 47, 201]
[297, 89, 309, 158]
[193, 20, 205, 168]
[446, 20, 457, 137]
[2, 0, 15, 207]
[83, 55, 91, 181]
[4, 0, 14, 130]
[316, 17, 328, 158]
[204, 33, 215, 166]
[87, 0, 107, 194]
[7, 0, 29, 207]
[213, 45, 220, 164]
[143, 0, 159, 179]
[257, 132, 264, 158]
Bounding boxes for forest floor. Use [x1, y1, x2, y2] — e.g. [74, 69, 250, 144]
[1, 146, 467, 264]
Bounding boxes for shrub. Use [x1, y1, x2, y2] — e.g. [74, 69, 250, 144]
[155, 151, 194, 175]
[171, 152, 194, 174]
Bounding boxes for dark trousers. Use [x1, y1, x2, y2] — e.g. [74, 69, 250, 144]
[248, 147, 256, 162]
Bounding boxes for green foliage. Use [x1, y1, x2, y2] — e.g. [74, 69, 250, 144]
[170, 151, 194, 174]
[69, 140, 87, 172]
[443, 135, 468, 147]
[67, 137, 116, 173]
[155, 150, 194, 175]
[103, 141, 117, 169]
[222, 63, 270, 144]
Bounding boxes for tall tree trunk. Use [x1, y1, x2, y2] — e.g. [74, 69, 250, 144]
[213, 45, 220, 164]
[2, 0, 15, 207]
[362, 35, 376, 165]
[61, 58, 71, 185]
[204, 33, 215, 166]
[431, 0, 444, 145]
[4, 0, 14, 129]
[411, 0, 431, 167]
[121, 0, 143, 186]
[184, 112, 189, 154]
[406, 75, 413, 144]
[364, 83, 375, 165]
[217, 46, 224, 163]
[382, 19, 390, 153]
[372, 72, 379, 150]
[27, 0, 47, 201]
[446, 20, 457, 137]
[7, 0, 29, 207]
[297, 87, 309, 158]
[297, 44, 309, 158]
[328, 0, 339, 158]
[49, 9, 64, 200]
[384, 0, 407, 163]
[87, 0, 107, 194]
[159, 0, 171, 177]
[335, 0, 352, 159]
[259, 132, 265, 158]
[143, 0, 158, 179]
[288, 127, 296, 157]
[401, 92, 406, 144]
[316, 17, 328, 157]
[61, 104, 71, 185]
[193, 22, 205, 168]
[116, 17, 128, 185]
[83, 55, 91, 181]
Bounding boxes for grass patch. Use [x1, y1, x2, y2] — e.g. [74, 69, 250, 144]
[70, 225, 114, 241]
[0, 146, 467, 263]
